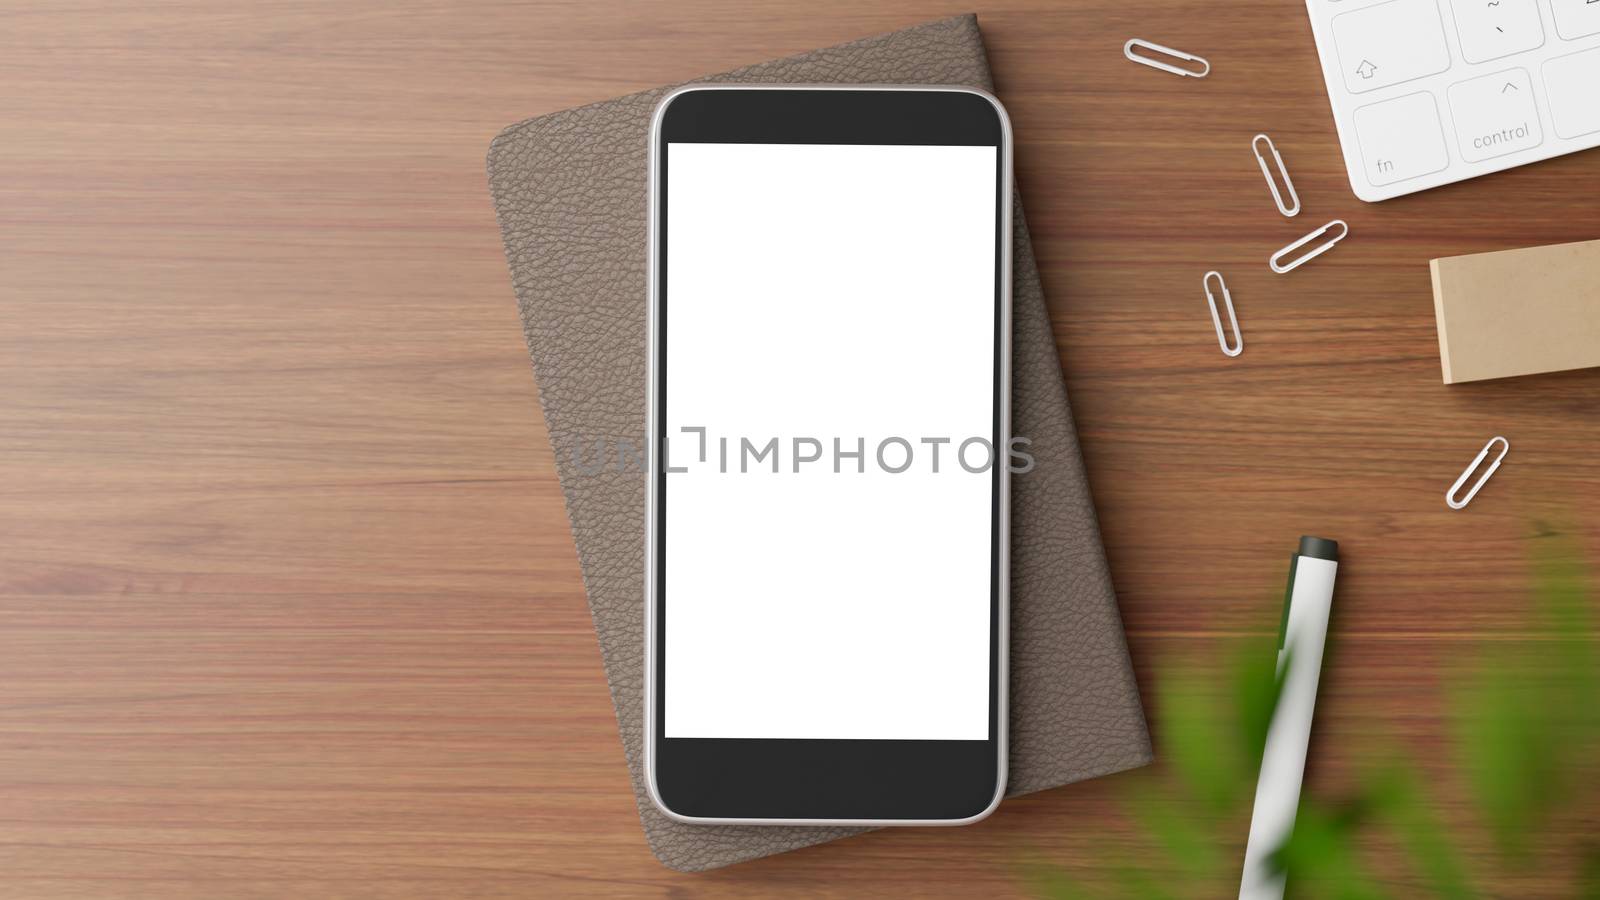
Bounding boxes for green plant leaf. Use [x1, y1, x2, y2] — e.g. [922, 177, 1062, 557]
[1274, 802, 1389, 900]
[1232, 636, 1289, 778]
[1107, 848, 1179, 900]
[1158, 665, 1244, 814]
[1531, 533, 1599, 745]
[1578, 843, 1600, 900]
[1126, 779, 1224, 886]
[1456, 530, 1598, 863]
[1456, 651, 1551, 861]
[1022, 530, 1594, 899]
[1364, 761, 1476, 899]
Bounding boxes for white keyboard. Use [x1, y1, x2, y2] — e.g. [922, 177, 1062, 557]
[1306, 0, 1600, 201]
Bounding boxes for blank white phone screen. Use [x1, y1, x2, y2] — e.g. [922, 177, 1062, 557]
[663, 142, 998, 741]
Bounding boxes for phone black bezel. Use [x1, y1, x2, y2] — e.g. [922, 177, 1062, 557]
[650, 87, 1007, 823]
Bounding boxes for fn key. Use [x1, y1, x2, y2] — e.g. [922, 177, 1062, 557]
[1351, 92, 1450, 193]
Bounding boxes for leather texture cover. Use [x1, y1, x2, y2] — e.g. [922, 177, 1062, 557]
[487, 13, 1150, 872]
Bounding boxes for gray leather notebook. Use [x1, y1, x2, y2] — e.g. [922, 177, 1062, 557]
[488, 13, 1150, 872]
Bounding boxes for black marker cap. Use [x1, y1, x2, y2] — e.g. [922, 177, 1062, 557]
[1298, 535, 1339, 562]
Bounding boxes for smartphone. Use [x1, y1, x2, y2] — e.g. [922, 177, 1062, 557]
[645, 85, 1012, 825]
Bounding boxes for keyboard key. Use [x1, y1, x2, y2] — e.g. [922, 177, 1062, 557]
[1352, 92, 1451, 186]
[1544, 47, 1600, 138]
[1549, 0, 1600, 40]
[1310, 0, 1600, 200]
[1450, 0, 1545, 63]
[1333, 0, 1452, 94]
[1448, 69, 1544, 162]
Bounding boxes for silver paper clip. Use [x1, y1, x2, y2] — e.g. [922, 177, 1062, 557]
[1252, 134, 1301, 217]
[1203, 271, 1243, 357]
[1123, 39, 1211, 78]
[1270, 219, 1348, 274]
[1446, 436, 1509, 510]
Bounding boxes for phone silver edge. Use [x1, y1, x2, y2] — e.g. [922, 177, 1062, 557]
[643, 83, 1013, 828]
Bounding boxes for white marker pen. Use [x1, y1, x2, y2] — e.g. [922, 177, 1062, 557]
[1239, 536, 1339, 900]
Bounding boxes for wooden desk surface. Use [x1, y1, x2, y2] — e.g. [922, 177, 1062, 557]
[3, 2, 1596, 896]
